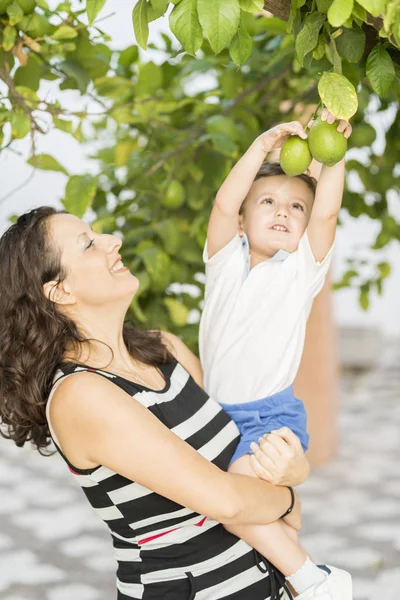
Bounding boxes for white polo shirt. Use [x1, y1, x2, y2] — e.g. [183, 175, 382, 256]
[199, 232, 333, 405]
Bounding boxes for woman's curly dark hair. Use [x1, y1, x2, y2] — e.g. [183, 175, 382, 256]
[0, 206, 173, 453]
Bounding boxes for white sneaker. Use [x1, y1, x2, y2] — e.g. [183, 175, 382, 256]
[292, 565, 352, 600]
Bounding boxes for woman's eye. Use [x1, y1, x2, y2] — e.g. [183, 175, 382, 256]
[86, 238, 95, 250]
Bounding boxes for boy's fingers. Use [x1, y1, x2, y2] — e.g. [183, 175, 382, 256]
[336, 119, 348, 132]
[321, 107, 328, 121]
[327, 112, 335, 124]
[271, 426, 301, 448]
[344, 124, 352, 139]
[249, 453, 273, 482]
[307, 120, 315, 129]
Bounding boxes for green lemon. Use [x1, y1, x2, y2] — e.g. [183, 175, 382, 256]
[349, 123, 376, 148]
[17, 0, 35, 13]
[163, 180, 185, 210]
[280, 136, 312, 177]
[308, 118, 347, 167]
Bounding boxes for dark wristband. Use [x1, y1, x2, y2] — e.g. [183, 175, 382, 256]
[280, 486, 295, 519]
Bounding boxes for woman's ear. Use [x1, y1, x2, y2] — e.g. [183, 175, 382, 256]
[43, 280, 75, 306]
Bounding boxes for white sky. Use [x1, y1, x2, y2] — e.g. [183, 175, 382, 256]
[0, 0, 399, 336]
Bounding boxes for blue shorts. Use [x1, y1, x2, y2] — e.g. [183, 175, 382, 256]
[220, 386, 309, 466]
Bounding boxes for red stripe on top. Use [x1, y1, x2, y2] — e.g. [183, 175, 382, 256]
[139, 526, 180, 545]
[139, 516, 207, 544]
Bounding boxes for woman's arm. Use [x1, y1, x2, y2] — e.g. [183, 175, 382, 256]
[50, 373, 297, 526]
[160, 331, 203, 388]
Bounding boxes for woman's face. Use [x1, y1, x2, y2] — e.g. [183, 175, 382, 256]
[47, 213, 139, 310]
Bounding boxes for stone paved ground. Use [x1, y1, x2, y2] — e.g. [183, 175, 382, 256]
[1, 340, 399, 600]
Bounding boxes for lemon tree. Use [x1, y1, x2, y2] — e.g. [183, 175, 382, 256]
[1, 2, 400, 341]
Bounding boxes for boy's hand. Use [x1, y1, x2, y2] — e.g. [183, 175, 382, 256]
[255, 121, 308, 154]
[307, 107, 352, 139]
[250, 427, 310, 487]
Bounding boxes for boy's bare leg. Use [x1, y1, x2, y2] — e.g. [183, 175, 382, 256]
[224, 454, 308, 576]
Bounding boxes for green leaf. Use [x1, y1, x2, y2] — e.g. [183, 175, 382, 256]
[164, 297, 189, 326]
[135, 61, 163, 97]
[229, 25, 252, 65]
[170, 0, 203, 55]
[328, 35, 342, 73]
[63, 175, 97, 218]
[10, 109, 30, 138]
[6, 1, 23, 25]
[73, 121, 84, 142]
[383, 0, 398, 31]
[316, 0, 331, 11]
[52, 25, 78, 40]
[354, 0, 385, 17]
[138, 246, 171, 291]
[86, 0, 107, 25]
[115, 140, 137, 167]
[53, 117, 73, 134]
[94, 75, 133, 98]
[59, 60, 90, 93]
[359, 284, 370, 310]
[352, 2, 366, 20]
[295, 11, 326, 66]
[14, 56, 41, 91]
[239, 0, 263, 12]
[318, 71, 358, 119]
[149, 0, 168, 17]
[27, 153, 69, 175]
[132, 0, 149, 50]
[377, 261, 391, 279]
[206, 114, 238, 139]
[207, 131, 238, 157]
[118, 45, 139, 68]
[15, 85, 39, 108]
[197, 0, 240, 54]
[335, 26, 366, 63]
[2, 25, 16, 51]
[328, 0, 353, 27]
[287, 0, 306, 33]
[312, 36, 325, 60]
[366, 44, 395, 96]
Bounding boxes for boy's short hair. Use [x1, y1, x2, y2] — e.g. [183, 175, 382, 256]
[239, 162, 317, 215]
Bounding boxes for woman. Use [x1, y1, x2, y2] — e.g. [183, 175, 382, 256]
[0, 207, 313, 600]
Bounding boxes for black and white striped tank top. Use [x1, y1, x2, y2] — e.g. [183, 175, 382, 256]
[46, 360, 283, 600]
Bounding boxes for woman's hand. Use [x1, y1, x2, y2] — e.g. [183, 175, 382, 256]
[249, 427, 310, 487]
[255, 121, 308, 154]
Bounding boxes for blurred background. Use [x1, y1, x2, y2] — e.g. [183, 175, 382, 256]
[0, 1, 399, 599]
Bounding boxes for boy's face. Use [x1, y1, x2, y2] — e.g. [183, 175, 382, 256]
[239, 175, 314, 257]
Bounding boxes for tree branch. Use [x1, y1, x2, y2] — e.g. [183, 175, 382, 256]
[0, 64, 45, 134]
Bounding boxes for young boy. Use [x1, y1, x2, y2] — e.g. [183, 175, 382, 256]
[199, 109, 353, 600]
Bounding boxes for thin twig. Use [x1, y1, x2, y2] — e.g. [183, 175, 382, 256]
[0, 170, 36, 206]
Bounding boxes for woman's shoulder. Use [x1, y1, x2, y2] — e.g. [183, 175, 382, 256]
[158, 331, 203, 389]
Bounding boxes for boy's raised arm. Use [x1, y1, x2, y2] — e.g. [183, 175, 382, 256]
[207, 121, 308, 259]
[307, 110, 352, 263]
